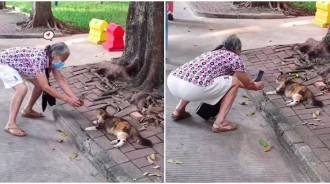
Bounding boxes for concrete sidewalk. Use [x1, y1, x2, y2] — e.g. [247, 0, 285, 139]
[0, 9, 64, 38]
[166, 1, 328, 182]
[189, 1, 286, 19]
[0, 82, 105, 182]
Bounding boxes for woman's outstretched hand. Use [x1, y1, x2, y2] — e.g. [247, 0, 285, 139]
[254, 81, 264, 91]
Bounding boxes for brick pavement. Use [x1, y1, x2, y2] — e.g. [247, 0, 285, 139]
[242, 45, 330, 181]
[49, 62, 164, 182]
[189, 2, 286, 19]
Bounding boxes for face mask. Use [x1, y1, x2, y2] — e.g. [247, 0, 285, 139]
[51, 54, 65, 70]
[52, 61, 65, 70]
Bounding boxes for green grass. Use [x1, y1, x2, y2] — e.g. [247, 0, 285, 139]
[6, 1, 129, 32]
[291, 1, 316, 13]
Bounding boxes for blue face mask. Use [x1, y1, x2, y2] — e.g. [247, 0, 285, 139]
[52, 61, 65, 70]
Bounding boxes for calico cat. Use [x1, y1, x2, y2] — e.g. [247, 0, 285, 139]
[85, 109, 153, 148]
[266, 72, 323, 107]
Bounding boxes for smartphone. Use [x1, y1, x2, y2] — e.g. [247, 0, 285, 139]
[255, 70, 264, 82]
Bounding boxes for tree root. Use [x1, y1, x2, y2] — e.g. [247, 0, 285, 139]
[18, 17, 81, 34]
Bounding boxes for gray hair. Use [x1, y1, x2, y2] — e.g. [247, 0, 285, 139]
[213, 34, 242, 54]
[45, 42, 70, 58]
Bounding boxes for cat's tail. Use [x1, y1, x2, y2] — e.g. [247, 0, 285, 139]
[131, 127, 153, 147]
[307, 91, 323, 107]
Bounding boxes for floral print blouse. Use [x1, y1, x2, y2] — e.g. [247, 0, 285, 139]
[0, 47, 48, 78]
[171, 49, 245, 87]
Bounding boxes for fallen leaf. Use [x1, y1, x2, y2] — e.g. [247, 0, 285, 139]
[308, 122, 318, 126]
[239, 101, 247, 105]
[314, 119, 321, 121]
[259, 139, 269, 148]
[246, 111, 256, 116]
[153, 165, 161, 169]
[147, 156, 154, 164]
[143, 172, 149, 176]
[264, 146, 272, 152]
[57, 129, 68, 137]
[147, 173, 162, 177]
[313, 113, 317, 119]
[57, 139, 63, 143]
[167, 159, 183, 164]
[69, 153, 78, 160]
[302, 122, 308, 125]
[315, 111, 320, 116]
[150, 154, 156, 160]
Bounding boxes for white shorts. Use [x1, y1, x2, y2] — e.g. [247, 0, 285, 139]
[167, 74, 233, 105]
[0, 65, 26, 88]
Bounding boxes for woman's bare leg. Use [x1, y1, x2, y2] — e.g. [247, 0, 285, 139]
[5, 83, 28, 130]
[213, 77, 239, 128]
[22, 78, 43, 115]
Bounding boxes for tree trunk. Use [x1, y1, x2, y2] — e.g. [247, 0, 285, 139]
[30, 2, 54, 27]
[117, 2, 164, 91]
[0, 1, 6, 10]
[17, 2, 77, 33]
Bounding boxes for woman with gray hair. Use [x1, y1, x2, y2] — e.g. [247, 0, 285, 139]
[0, 42, 83, 137]
[167, 34, 264, 133]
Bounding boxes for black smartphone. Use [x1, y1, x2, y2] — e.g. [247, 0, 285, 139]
[255, 70, 264, 82]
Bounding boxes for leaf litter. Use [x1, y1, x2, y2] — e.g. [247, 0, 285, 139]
[167, 159, 183, 164]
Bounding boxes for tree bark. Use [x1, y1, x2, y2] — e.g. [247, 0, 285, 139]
[117, 2, 164, 91]
[0, 1, 6, 10]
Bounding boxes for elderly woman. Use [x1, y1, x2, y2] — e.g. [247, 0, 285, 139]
[0, 42, 83, 137]
[167, 34, 264, 133]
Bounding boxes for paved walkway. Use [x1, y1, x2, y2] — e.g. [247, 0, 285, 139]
[166, 1, 328, 182]
[0, 82, 105, 182]
[189, 1, 286, 19]
[0, 9, 63, 38]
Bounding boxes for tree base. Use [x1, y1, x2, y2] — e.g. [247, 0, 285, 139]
[17, 18, 80, 34]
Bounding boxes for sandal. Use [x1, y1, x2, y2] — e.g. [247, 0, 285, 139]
[171, 111, 191, 121]
[4, 127, 26, 137]
[212, 122, 238, 133]
[21, 110, 44, 118]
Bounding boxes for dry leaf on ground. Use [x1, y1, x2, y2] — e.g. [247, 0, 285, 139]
[153, 166, 161, 169]
[264, 146, 272, 152]
[147, 173, 162, 177]
[147, 156, 154, 164]
[242, 95, 251, 101]
[239, 101, 247, 105]
[315, 111, 320, 116]
[57, 139, 63, 143]
[143, 172, 149, 176]
[69, 153, 78, 160]
[246, 111, 256, 116]
[167, 159, 183, 164]
[150, 153, 156, 160]
[56, 129, 68, 137]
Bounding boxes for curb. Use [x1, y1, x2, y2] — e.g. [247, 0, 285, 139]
[187, 3, 290, 19]
[246, 89, 329, 182]
[0, 34, 66, 39]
